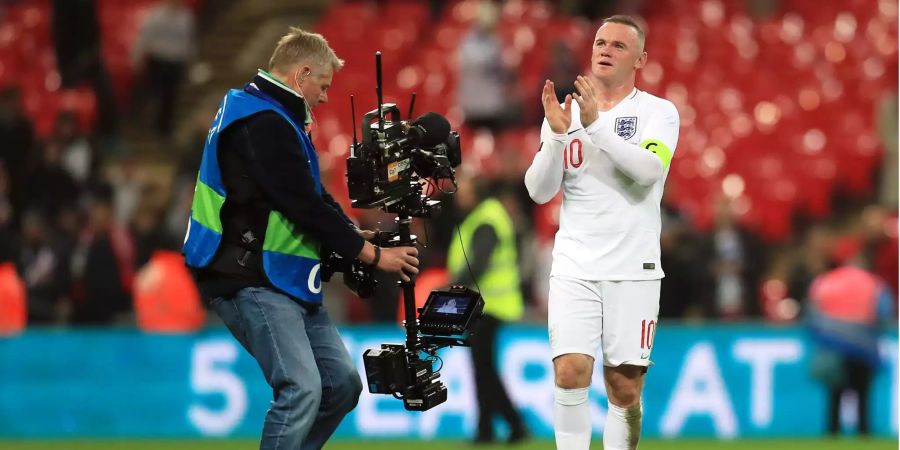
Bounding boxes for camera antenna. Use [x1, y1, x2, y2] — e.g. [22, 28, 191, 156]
[375, 51, 384, 132]
[350, 94, 359, 154]
[407, 92, 416, 120]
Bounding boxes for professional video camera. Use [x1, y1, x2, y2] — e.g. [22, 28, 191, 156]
[347, 107, 461, 215]
[321, 52, 483, 411]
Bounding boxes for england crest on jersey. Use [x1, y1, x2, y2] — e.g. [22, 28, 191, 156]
[614, 117, 637, 140]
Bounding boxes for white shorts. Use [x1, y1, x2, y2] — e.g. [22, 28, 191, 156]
[547, 276, 661, 367]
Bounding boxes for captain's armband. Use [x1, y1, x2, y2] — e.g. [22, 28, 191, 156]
[639, 139, 673, 170]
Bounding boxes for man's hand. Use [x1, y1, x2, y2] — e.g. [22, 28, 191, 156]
[542, 79, 572, 134]
[573, 75, 599, 128]
[378, 246, 419, 282]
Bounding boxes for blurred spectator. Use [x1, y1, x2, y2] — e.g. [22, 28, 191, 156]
[108, 156, 147, 226]
[0, 86, 35, 226]
[70, 185, 135, 325]
[133, 249, 205, 333]
[161, 106, 214, 242]
[0, 163, 13, 250]
[0, 199, 25, 334]
[807, 263, 895, 436]
[448, 172, 528, 445]
[787, 225, 834, 313]
[0, 156, 24, 333]
[18, 209, 71, 324]
[832, 206, 900, 298]
[559, 0, 642, 20]
[131, 201, 175, 269]
[876, 93, 898, 207]
[457, 1, 514, 133]
[699, 197, 767, 319]
[659, 205, 705, 319]
[745, 0, 780, 18]
[858, 206, 898, 298]
[544, 40, 581, 103]
[51, 0, 118, 136]
[131, 0, 196, 138]
[428, 0, 447, 21]
[28, 141, 82, 223]
[48, 111, 95, 185]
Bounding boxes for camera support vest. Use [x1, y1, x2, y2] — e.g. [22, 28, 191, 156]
[183, 88, 325, 303]
[447, 198, 523, 321]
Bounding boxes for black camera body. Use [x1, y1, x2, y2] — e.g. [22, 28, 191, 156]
[347, 104, 460, 215]
[319, 251, 377, 298]
[362, 344, 446, 411]
[363, 286, 483, 411]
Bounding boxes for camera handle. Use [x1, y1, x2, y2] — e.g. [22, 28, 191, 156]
[393, 213, 420, 354]
[366, 208, 420, 354]
[383, 211, 419, 357]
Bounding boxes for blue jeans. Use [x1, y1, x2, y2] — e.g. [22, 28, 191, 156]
[211, 287, 362, 450]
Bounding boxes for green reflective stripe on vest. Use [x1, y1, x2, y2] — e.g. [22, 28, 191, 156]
[447, 198, 523, 322]
[262, 210, 320, 258]
[191, 180, 225, 233]
[640, 138, 673, 170]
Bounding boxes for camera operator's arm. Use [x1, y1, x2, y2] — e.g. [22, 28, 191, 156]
[321, 188, 354, 225]
[449, 224, 496, 287]
[320, 186, 376, 239]
[236, 113, 418, 280]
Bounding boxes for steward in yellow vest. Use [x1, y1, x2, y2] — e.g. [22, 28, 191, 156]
[446, 177, 528, 444]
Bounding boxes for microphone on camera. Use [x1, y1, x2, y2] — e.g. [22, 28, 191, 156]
[386, 112, 451, 151]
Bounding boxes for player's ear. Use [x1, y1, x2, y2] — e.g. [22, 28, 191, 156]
[634, 52, 648, 70]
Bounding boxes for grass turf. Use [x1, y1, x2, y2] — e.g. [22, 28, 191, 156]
[0, 439, 896, 450]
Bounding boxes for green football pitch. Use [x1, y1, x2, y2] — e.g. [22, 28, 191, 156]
[0, 439, 896, 450]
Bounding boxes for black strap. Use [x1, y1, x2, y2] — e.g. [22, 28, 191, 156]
[371, 245, 381, 269]
[209, 243, 263, 279]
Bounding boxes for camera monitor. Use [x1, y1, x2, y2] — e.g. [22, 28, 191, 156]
[418, 287, 484, 337]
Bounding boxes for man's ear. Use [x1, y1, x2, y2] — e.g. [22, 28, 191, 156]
[634, 52, 647, 70]
[299, 65, 312, 80]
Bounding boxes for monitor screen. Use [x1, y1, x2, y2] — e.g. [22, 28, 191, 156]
[429, 295, 469, 316]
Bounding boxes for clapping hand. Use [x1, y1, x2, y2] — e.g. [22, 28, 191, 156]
[542, 79, 572, 134]
[573, 75, 600, 128]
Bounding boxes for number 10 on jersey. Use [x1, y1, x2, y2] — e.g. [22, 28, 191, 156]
[564, 138, 584, 169]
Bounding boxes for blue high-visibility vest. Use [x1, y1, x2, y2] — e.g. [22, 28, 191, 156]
[183, 87, 325, 303]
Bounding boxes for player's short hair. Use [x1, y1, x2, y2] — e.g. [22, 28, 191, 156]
[601, 15, 646, 51]
[268, 27, 344, 73]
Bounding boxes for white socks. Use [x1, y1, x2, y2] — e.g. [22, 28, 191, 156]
[554, 386, 591, 450]
[603, 400, 643, 450]
[554, 386, 644, 450]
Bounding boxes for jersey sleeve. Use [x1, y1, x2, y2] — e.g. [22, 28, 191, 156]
[585, 100, 680, 186]
[524, 119, 566, 204]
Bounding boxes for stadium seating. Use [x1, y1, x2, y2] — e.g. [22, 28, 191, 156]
[313, 0, 897, 243]
[0, 0, 205, 136]
[0, 0, 894, 243]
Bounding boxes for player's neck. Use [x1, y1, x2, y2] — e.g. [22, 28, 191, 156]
[592, 75, 636, 112]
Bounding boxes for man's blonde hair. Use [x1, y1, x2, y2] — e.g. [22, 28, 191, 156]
[268, 27, 344, 73]
[601, 15, 646, 52]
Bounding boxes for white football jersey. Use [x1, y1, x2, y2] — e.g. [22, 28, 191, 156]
[525, 88, 680, 281]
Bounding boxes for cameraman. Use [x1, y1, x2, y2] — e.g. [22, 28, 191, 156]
[183, 27, 419, 449]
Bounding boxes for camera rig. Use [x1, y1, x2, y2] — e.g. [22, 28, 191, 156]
[321, 52, 483, 411]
